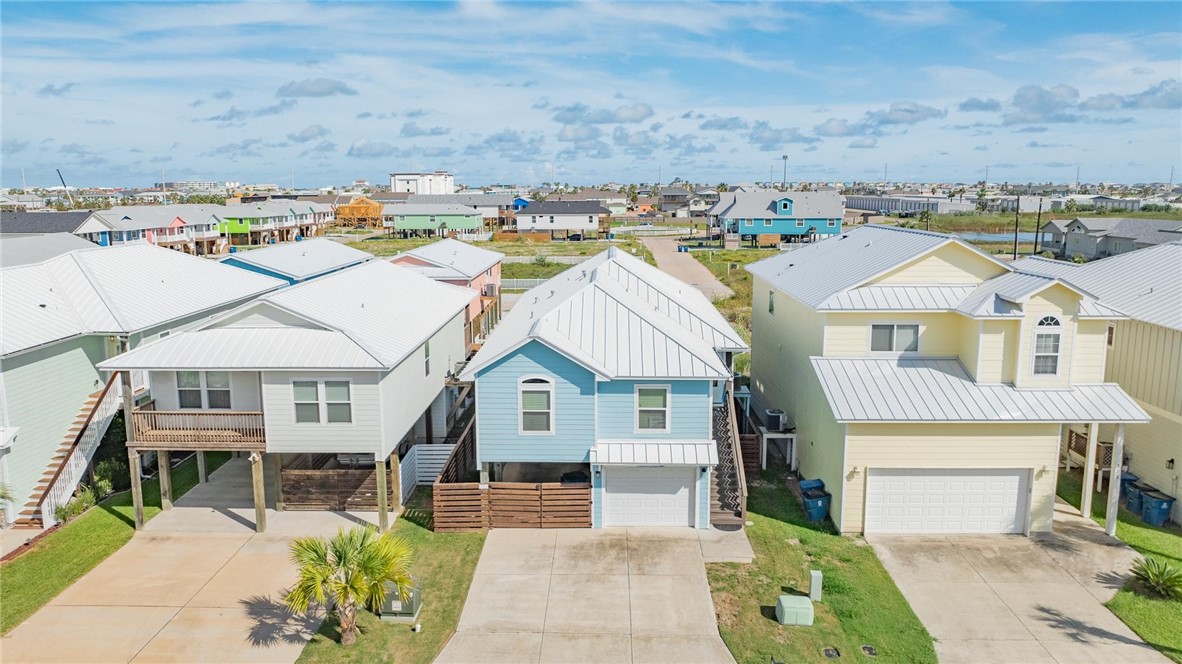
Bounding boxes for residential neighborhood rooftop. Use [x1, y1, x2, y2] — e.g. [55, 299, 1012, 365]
[396, 237, 504, 279]
[219, 237, 372, 280]
[520, 200, 610, 215]
[0, 232, 96, 267]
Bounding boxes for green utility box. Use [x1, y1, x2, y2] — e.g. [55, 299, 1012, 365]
[379, 579, 422, 623]
[775, 594, 814, 627]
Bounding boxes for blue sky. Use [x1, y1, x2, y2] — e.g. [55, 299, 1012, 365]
[3, 1, 1180, 188]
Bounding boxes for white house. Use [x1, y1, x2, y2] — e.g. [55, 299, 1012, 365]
[516, 201, 608, 237]
[390, 171, 455, 195]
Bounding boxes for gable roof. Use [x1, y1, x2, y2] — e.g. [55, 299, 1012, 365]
[0, 210, 93, 234]
[1012, 243, 1182, 331]
[712, 190, 843, 219]
[99, 261, 475, 371]
[395, 238, 504, 279]
[2, 244, 284, 356]
[461, 248, 746, 381]
[221, 238, 371, 280]
[381, 204, 480, 216]
[0, 233, 96, 267]
[521, 201, 609, 215]
[1067, 217, 1182, 244]
[405, 193, 515, 207]
[951, 271, 1122, 319]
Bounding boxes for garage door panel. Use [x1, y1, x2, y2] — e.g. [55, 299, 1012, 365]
[603, 466, 694, 527]
[865, 468, 1029, 534]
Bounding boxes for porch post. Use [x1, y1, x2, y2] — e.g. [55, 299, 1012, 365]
[390, 452, 402, 510]
[375, 455, 390, 532]
[270, 453, 285, 512]
[1081, 423, 1099, 519]
[1105, 424, 1126, 537]
[196, 451, 207, 484]
[250, 452, 267, 533]
[128, 449, 144, 529]
[158, 451, 173, 510]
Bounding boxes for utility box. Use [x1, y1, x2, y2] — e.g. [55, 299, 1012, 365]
[775, 595, 814, 627]
[379, 579, 422, 622]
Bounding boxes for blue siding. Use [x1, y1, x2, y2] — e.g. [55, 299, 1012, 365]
[596, 380, 711, 440]
[737, 217, 842, 236]
[221, 258, 298, 285]
[475, 340, 596, 463]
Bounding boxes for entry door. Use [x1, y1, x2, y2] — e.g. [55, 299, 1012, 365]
[603, 466, 694, 527]
[865, 468, 1029, 534]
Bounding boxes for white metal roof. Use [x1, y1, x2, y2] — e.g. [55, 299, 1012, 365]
[1, 244, 284, 356]
[1012, 244, 1182, 332]
[397, 238, 505, 279]
[712, 190, 843, 219]
[810, 356, 1149, 423]
[819, 285, 974, 311]
[95, 327, 383, 370]
[0, 232, 96, 267]
[460, 248, 747, 381]
[589, 439, 718, 465]
[222, 238, 371, 280]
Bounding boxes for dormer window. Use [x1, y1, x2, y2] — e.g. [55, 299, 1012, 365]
[1033, 316, 1061, 375]
[870, 324, 919, 353]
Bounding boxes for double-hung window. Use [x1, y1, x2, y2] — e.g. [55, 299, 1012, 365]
[423, 341, 431, 376]
[177, 371, 231, 409]
[293, 381, 320, 423]
[636, 386, 670, 432]
[520, 377, 553, 433]
[325, 381, 352, 423]
[293, 380, 353, 424]
[870, 324, 919, 352]
[1033, 316, 1061, 375]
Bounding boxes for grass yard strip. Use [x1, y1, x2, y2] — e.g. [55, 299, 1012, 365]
[0, 451, 231, 634]
[1056, 470, 1182, 662]
[500, 261, 573, 280]
[707, 469, 935, 664]
[694, 248, 775, 373]
[297, 487, 485, 664]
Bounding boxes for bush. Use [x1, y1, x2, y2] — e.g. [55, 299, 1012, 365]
[52, 486, 97, 524]
[93, 477, 114, 499]
[94, 457, 130, 493]
[1071, 253, 1088, 264]
[1132, 557, 1182, 600]
[532, 254, 550, 266]
[1039, 251, 1055, 258]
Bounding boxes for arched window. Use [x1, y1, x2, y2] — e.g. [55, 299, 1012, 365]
[1034, 316, 1061, 375]
[519, 377, 554, 434]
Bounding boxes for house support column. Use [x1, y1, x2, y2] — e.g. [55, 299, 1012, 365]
[429, 390, 448, 443]
[270, 453, 285, 512]
[1105, 424, 1126, 537]
[375, 455, 390, 532]
[390, 453, 402, 510]
[250, 452, 267, 533]
[196, 451, 207, 484]
[1081, 422, 1099, 518]
[158, 451, 173, 510]
[128, 449, 144, 530]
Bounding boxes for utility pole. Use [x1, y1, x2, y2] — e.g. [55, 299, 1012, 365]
[1033, 199, 1043, 255]
[984, 165, 989, 185]
[1075, 165, 1080, 191]
[1012, 193, 1021, 260]
[883, 163, 888, 183]
[1170, 166, 1175, 190]
[781, 154, 788, 190]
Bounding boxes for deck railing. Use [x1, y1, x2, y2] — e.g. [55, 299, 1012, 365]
[131, 409, 266, 449]
[39, 374, 121, 526]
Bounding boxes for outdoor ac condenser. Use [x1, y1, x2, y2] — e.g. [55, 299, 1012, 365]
[766, 409, 786, 432]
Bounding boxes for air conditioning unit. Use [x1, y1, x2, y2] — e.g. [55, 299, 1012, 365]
[765, 409, 786, 432]
[484, 283, 498, 297]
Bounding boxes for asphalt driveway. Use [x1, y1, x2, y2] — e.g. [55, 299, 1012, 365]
[869, 502, 1168, 664]
[436, 528, 734, 664]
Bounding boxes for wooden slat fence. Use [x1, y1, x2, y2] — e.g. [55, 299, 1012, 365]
[433, 483, 488, 532]
[282, 467, 394, 511]
[432, 481, 592, 532]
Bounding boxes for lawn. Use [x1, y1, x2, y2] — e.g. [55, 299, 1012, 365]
[0, 451, 231, 634]
[501, 260, 574, 280]
[707, 468, 935, 664]
[694, 248, 776, 373]
[920, 208, 1182, 234]
[346, 235, 652, 259]
[297, 487, 485, 664]
[1056, 469, 1182, 662]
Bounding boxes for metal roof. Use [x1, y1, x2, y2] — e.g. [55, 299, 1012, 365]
[1012, 245, 1182, 332]
[381, 204, 480, 216]
[396, 238, 504, 279]
[461, 248, 747, 381]
[2, 244, 284, 356]
[819, 285, 974, 311]
[712, 190, 843, 219]
[1069, 218, 1182, 244]
[404, 193, 516, 207]
[95, 327, 383, 370]
[0, 233, 96, 267]
[810, 356, 1149, 423]
[221, 238, 371, 280]
[590, 439, 718, 465]
[520, 201, 609, 215]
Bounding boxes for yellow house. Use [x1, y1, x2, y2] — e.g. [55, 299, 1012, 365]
[1015, 243, 1182, 525]
[747, 225, 1149, 536]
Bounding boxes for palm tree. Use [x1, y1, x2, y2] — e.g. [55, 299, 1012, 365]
[284, 526, 413, 646]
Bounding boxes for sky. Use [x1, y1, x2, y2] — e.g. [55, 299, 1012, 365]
[2, 1, 1181, 189]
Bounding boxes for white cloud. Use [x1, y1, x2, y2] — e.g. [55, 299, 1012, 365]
[276, 78, 357, 98]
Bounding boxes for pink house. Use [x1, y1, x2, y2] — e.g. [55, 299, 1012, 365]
[390, 238, 504, 352]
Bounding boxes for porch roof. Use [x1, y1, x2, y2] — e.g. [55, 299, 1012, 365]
[589, 439, 718, 465]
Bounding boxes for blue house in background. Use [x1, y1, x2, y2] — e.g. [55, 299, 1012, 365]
[459, 248, 749, 529]
[220, 237, 372, 285]
[708, 190, 844, 240]
[512, 196, 530, 211]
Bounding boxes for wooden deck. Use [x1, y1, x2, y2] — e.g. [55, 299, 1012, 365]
[130, 409, 266, 451]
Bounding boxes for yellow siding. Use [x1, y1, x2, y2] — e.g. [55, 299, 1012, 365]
[1015, 284, 1080, 388]
[1100, 403, 1182, 521]
[824, 312, 965, 357]
[749, 277, 847, 524]
[959, 318, 982, 380]
[975, 320, 1019, 383]
[1072, 320, 1109, 384]
[869, 243, 1008, 285]
[1106, 320, 1182, 415]
[844, 423, 1062, 533]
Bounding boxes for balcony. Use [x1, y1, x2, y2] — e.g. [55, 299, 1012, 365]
[130, 406, 266, 451]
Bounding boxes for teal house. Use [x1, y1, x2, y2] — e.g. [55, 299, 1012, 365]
[459, 248, 749, 529]
[709, 190, 844, 239]
[382, 203, 482, 237]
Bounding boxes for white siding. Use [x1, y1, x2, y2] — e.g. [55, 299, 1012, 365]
[262, 371, 382, 454]
[148, 371, 261, 411]
[516, 214, 599, 232]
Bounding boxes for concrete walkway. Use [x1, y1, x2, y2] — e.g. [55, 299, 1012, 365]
[870, 501, 1168, 664]
[639, 236, 733, 300]
[437, 528, 735, 664]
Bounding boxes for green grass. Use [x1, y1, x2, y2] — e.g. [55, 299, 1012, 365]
[708, 468, 935, 663]
[346, 236, 652, 259]
[297, 488, 485, 664]
[0, 451, 231, 634]
[918, 209, 1182, 234]
[694, 248, 777, 374]
[501, 261, 573, 280]
[1056, 469, 1182, 662]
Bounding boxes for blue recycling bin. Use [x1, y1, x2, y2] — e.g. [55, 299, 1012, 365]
[799, 478, 825, 493]
[1119, 472, 1140, 500]
[1126, 482, 1153, 515]
[1141, 491, 1176, 527]
[803, 488, 831, 523]
[228, 246, 238, 254]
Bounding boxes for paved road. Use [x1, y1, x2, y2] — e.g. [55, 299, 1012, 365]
[639, 236, 733, 300]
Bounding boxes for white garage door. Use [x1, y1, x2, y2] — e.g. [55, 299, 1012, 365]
[603, 466, 694, 527]
[865, 468, 1029, 534]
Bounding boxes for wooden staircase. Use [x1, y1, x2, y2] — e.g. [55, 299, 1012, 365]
[13, 381, 114, 530]
[710, 401, 747, 528]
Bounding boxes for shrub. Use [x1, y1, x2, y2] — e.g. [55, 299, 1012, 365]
[1131, 557, 1182, 600]
[533, 254, 550, 266]
[1071, 253, 1087, 264]
[1039, 251, 1055, 259]
[94, 457, 130, 493]
[93, 477, 114, 499]
[53, 486, 97, 524]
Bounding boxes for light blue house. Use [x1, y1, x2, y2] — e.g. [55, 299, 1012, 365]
[709, 190, 844, 239]
[459, 248, 748, 528]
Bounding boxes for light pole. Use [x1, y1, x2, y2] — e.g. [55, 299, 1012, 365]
[781, 155, 788, 190]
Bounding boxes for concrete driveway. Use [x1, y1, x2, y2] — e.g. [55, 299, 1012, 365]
[436, 528, 735, 664]
[639, 236, 733, 300]
[869, 502, 1168, 664]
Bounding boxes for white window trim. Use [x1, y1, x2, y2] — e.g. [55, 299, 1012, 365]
[763, 219, 773, 227]
[868, 322, 922, 354]
[634, 384, 672, 434]
[1032, 316, 1062, 376]
[796, 220, 805, 227]
[518, 375, 555, 436]
[177, 371, 232, 410]
[291, 378, 355, 426]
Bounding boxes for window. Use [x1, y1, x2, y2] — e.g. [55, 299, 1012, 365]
[325, 381, 352, 423]
[293, 381, 320, 423]
[177, 371, 231, 409]
[636, 386, 670, 432]
[827, 220, 837, 227]
[177, 371, 202, 408]
[520, 377, 553, 433]
[796, 220, 805, 227]
[1034, 316, 1061, 375]
[768, 290, 775, 314]
[870, 324, 920, 352]
[764, 219, 773, 227]
[1106, 325, 1115, 347]
[423, 341, 431, 376]
[549, 216, 555, 223]
[205, 372, 231, 409]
